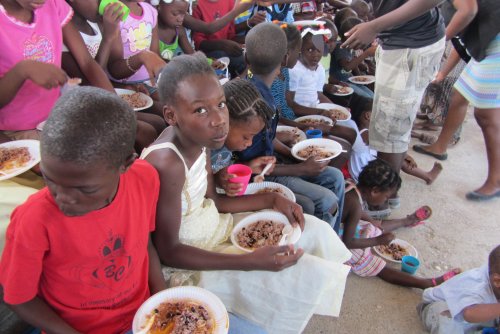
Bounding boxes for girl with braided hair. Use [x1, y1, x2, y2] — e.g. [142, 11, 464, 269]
[211, 79, 277, 196]
[341, 158, 461, 286]
[142, 52, 352, 333]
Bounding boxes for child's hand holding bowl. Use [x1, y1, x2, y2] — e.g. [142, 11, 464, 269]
[247, 244, 304, 271]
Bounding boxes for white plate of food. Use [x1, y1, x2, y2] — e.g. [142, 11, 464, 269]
[295, 115, 333, 127]
[0, 140, 41, 181]
[231, 211, 301, 253]
[331, 85, 354, 96]
[276, 126, 306, 145]
[115, 88, 153, 112]
[291, 138, 343, 162]
[245, 181, 296, 202]
[316, 103, 351, 122]
[132, 286, 229, 334]
[348, 75, 375, 85]
[373, 239, 418, 264]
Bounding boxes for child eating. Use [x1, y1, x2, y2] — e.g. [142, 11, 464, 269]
[211, 79, 277, 196]
[158, 0, 194, 60]
[0, 0, 113, 141]
[342, 159, 461, 287]
[238, 22, 347, 233]
[0, 87, 165, 333]
[142, 52, 352, 334]
[418, 244, 500, 333]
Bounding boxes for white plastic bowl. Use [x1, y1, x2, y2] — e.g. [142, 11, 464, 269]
[245, 181, 296, 202]
[291, 138, 343, 162]
[132, 286, 229, 334]
[231, 211, 301, 253]
[295, 114, 334, 126]
[316, 103, 352, 122]
[115, 88, 153, 112]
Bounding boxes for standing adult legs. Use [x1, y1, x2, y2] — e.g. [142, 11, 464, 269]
[467, 107, 500, 198]
[413, 89, 469, 158]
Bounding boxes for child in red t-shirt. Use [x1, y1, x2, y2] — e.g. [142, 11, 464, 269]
[0, 87, 165, 334]
[192, 0, 246, 77]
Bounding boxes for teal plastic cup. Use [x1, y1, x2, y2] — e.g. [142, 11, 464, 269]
[401, 255, 420, 275]
[99, 0, 130, 21]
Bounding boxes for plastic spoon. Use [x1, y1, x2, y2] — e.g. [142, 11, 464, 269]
[135, 314, 156, 334]
[253, 162, 273, 183]
[278, 225, 293, 246]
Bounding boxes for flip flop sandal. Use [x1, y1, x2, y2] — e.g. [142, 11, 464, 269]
[415, 205, 432, 220]
[408, 205, 432, 227]
[432, 268, 462, 286]
[413, 145, 448, 161]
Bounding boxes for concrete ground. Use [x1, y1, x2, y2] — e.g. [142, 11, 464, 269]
[303, 111, 500, 333]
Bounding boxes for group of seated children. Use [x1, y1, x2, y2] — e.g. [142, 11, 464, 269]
[1, 0, 498, 333]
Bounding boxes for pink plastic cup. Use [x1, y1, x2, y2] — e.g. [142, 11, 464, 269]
[227, 164, 252, 196]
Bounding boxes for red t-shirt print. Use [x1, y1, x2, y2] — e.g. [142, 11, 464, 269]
[71, 233, 134, 292]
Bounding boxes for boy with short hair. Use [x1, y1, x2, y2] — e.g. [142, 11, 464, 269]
[418, 245, 500, 333]
[0, 87, 165, 334]
[235, 23, 346, 232]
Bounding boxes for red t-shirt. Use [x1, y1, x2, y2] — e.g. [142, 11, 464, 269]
[0, 160, 160, 334]
[192, 0, 236, 49]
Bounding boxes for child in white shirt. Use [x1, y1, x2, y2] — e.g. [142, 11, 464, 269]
[418, 245, 500, 334]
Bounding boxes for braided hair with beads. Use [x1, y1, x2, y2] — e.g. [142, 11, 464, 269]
[357, 159, 402, 192]
[222, 79, 274, 125]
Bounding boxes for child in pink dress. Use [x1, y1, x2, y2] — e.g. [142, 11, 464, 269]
[0, 0, 113, 141]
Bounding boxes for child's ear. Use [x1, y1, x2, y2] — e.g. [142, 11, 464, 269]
[492, 273, 500, 289]
[163, 105, 177, 126]
[282, 53, 289, 67]
[364, 111, 371, 122]
[119, 153, 138, 174]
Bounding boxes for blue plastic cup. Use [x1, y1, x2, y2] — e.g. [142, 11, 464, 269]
[401, 255, 420, 275]
[306, 129, 323, 139]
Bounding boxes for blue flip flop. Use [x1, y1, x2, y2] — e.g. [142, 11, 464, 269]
[465, 190, 500, 201]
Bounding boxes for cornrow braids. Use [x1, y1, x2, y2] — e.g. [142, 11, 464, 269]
[223, 79, 273, 124]
[358, 159, 402, 192]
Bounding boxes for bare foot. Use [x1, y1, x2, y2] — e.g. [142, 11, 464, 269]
[425, 162, 443, 185]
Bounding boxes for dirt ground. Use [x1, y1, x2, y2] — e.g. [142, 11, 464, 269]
[303, 112, 500, 333]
